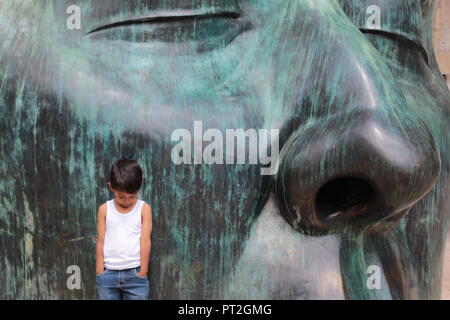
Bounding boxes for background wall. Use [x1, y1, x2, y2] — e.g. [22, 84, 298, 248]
[434, 0, 450, 89]
[434, 0, 450, 300]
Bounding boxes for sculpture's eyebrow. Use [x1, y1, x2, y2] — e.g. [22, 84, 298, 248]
[85, 9, 241, 37]
[359, 28, 430, 66]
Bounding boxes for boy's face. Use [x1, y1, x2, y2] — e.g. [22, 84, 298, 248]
[108, 183, 138, 209]
[1, 0, 450, 300]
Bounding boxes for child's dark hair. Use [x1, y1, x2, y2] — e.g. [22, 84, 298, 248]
[109, 158, 142, 194]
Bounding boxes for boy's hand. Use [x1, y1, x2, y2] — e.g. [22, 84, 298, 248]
[137, 269, 148, 277]
[96, 268, 105, 275]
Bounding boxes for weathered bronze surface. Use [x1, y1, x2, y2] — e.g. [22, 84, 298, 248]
[0, 0, 449, 299]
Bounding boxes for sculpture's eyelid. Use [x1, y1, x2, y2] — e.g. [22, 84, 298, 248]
[84, 11, 242, 37]
[359, 28, 430, 66]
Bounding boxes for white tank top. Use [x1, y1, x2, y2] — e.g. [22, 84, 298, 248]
[103, 199, 145, 270]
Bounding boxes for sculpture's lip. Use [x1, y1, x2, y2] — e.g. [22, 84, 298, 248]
[85, 10, 241, 37]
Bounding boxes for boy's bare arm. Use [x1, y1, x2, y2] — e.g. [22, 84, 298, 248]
[96, 203, 107, 275]
[139, 203, 152, 276]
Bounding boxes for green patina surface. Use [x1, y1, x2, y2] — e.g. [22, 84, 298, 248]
[0, 0, 449, 299]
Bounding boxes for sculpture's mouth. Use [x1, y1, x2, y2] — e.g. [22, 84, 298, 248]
[84, 8, 249, 52]
[226, 193, 420, 300]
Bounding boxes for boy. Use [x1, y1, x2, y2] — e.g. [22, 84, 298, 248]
[96, 158, 152, 300]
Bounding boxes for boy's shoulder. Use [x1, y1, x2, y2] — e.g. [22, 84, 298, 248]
[98, 202, 108, 212]
[141, 200, 151, 209]
[141, 201, 152, 214]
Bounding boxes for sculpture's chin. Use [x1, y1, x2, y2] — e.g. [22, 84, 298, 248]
[226, 193, 395, 300]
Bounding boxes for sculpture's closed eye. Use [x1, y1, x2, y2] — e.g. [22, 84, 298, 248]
[338, 0, 430, 67]
[85, 10, 241, 36]
[360, 29, 430, 66]
[84, 10, 250, 53]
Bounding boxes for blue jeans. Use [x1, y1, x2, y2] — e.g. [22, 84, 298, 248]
[96, 266, 149, 300]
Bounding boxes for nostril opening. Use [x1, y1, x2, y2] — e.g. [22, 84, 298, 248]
[315, 177, 374, 219]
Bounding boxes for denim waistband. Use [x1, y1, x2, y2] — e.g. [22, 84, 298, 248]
[106, 266, 140, 272]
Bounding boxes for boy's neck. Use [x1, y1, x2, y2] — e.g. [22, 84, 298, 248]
[113, 198, 138, 213]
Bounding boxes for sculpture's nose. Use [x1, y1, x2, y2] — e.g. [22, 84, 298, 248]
[275, 104, 440, 235]
[275, 107, 440, 234]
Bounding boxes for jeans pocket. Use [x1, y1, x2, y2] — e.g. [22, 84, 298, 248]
[96, 268, 108, 277]
[134, 267, 147, 279]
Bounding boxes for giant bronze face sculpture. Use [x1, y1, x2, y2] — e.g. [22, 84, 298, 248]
[0, 0, 449, 299]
